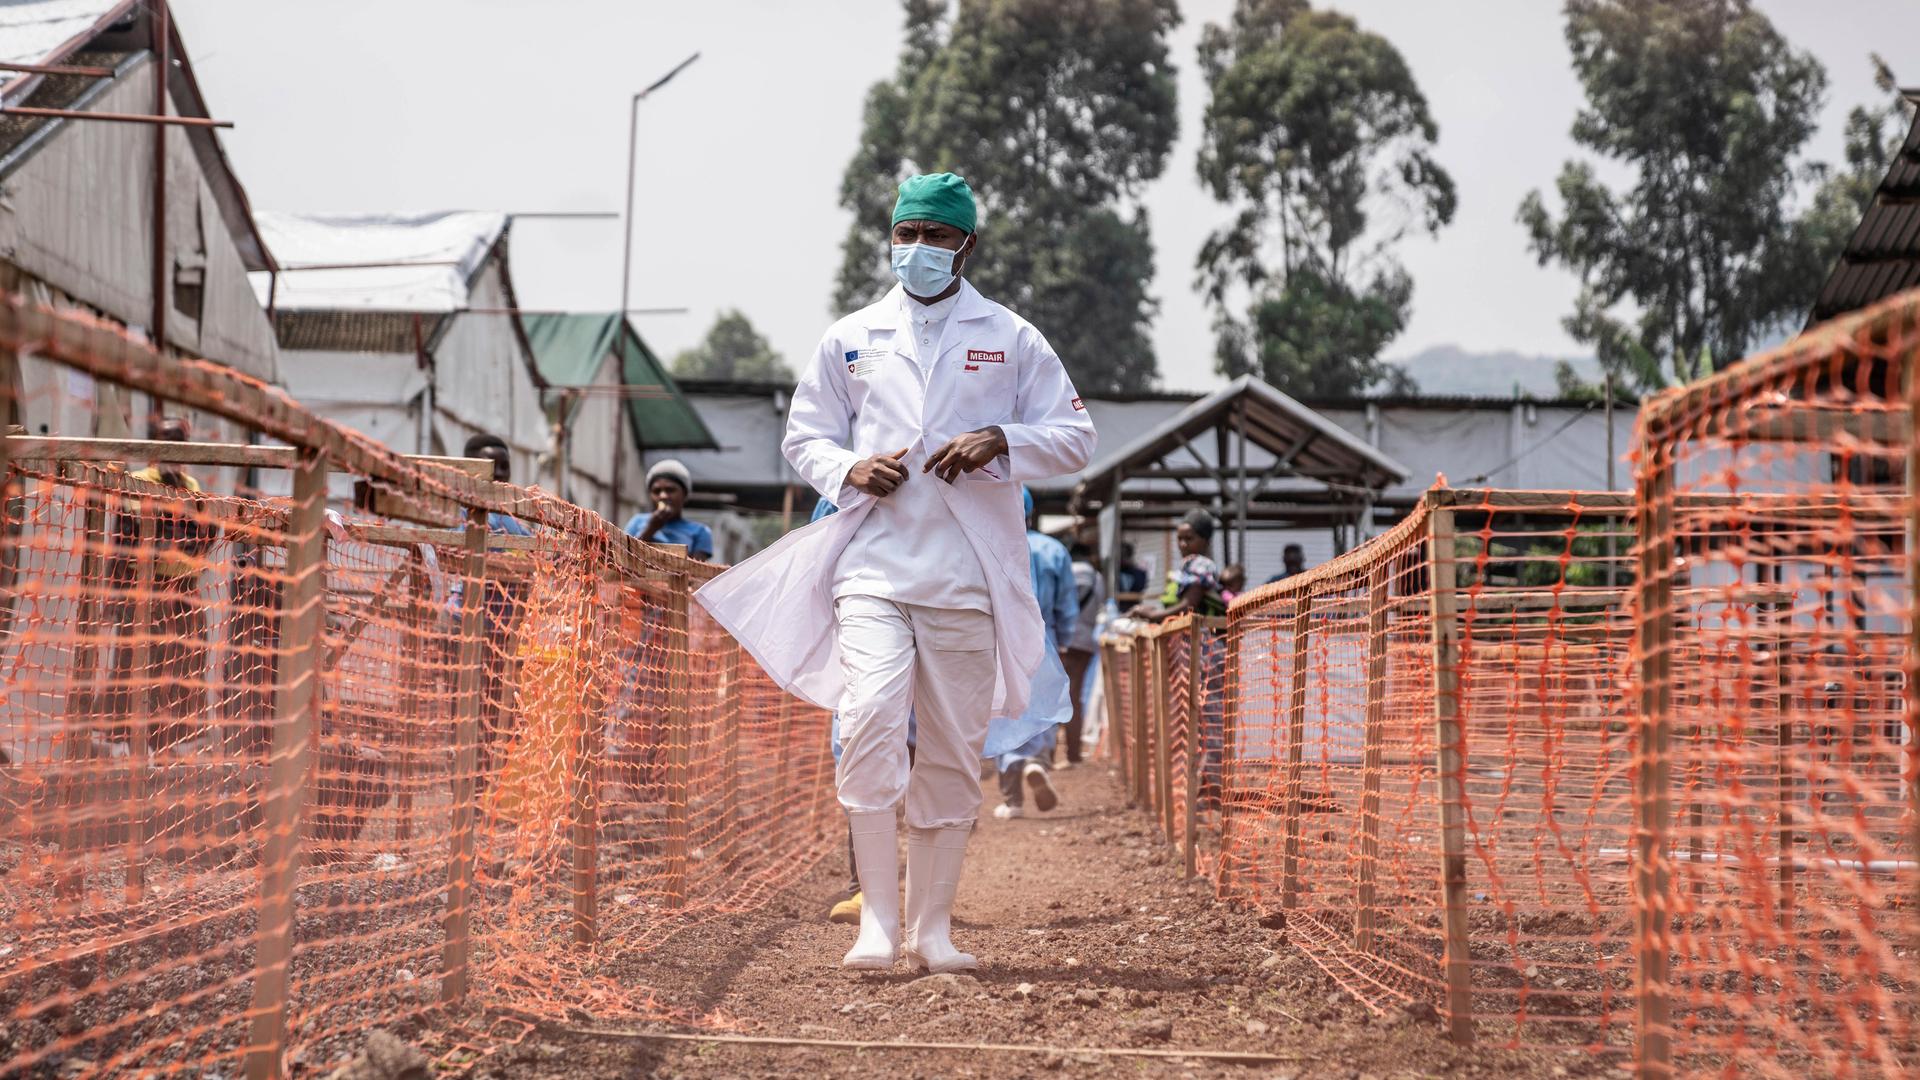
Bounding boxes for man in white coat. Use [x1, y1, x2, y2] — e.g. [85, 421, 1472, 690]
[695, 172, 1095, 974]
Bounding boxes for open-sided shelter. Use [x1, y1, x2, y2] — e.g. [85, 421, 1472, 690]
[1069, 375, 1410, 591]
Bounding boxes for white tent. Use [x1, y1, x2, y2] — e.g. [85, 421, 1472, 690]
[249, 211, 552, 497]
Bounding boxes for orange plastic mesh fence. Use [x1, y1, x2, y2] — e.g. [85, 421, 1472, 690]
[1112, 616, 1225, 880]
[1119, 491, 1641, 1054]
[1631, 291, 1920, 1077]
[1100, 288, 1920, 1076]
[0, 299, 837, 1077]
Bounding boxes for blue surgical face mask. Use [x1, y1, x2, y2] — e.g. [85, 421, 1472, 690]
[891, 240, 965, 297]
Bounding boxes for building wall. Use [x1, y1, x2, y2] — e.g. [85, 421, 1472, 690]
[556, 354, 644, 527]
[0, 56, 277, 383]
[427, 259, 548, 487]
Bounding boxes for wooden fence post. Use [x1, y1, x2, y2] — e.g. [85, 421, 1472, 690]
[1099, 640, 1125, 781]
[663, 570, 692, 908]
[244, 449, 328, 1080]
[124, 506, 153, 903]
[394, 551, 422, 844]
[1147, 633, 1169, 837]
[58, 485, 108, 900]
[1633, 464, 1676, 1078]
[722, 639, 743, 859]
[572, 570, 616, 947]
[1219, 617, 1241, 898]
[1769, 592, 1793, 933]
[1428, 507, 1474, 1045]
[440, 506, 489, 1004]
[1281, 596, 1311, 909]
[1183, 621, 1205, 880]
[1356, 561, 1389, 953]
[1130, 643, 1149, 808]
[1904, 354, 1920, 942]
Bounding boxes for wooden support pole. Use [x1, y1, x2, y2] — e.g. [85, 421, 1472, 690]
[395, 553, 423, 844]
[663, 571, 693, 908]
[721, 640, 744, 858]
[124, 509, 153, 903]
[1356, 561, 1389, 953]
[1633, 465, 1676, 1078]
[58, 488, 108, 900]
[1219, 619, 1241, 898]
[1184, 623, 1205, 880]
[1905, 352, 1920, 940]
[1281, 597, 1311, 910]
[1769, 590, 1793, 932]
[1153, 634, 1175, 840]
[1131, 644, 1150, 809]
[572, 573, 612, 947]
[244, 449, 328, 1080]
[1428, 508, 1473, 1046]
[1099, 641, 1125, 778]
[440, 507, 488, 1004]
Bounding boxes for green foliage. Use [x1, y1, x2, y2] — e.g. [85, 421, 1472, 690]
[1196, 1, 1454, 397]
[832, 0, 1181, 395]
[1519, 0, 1830, 395]
[1797, 56, 1914, 298]
[670, 309, 792, 382]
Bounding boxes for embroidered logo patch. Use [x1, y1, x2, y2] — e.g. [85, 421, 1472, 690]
[1071, 396, 1085, 411]
[966, 349, 1006, 364]
[845, 347, 887, 378]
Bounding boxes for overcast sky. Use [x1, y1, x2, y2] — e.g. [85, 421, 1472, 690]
[172, 0, 1917, 392]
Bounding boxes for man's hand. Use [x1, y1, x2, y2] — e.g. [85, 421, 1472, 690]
[847, 447, 912, 496]
[923, 426, 1008, 483]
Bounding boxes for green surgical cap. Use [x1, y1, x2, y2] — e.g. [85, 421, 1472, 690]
[891, 172, 977, 234]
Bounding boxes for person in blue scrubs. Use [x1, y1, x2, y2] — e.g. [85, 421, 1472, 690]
[624, 459, 713, 560]
[991, 488, 1077, 819]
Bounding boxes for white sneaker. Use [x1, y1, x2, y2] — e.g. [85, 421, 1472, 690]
[1023, 762, 1059, 812]
[992, 803, 1023, 820]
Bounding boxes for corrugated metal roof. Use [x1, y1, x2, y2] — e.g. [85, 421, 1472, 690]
[271, 310, 440, 353]
[521, 312, 718, 451]
[1074, 374, 1412, 500]
[1811, 104, 1920, 324]
[250, 211, 509, 312]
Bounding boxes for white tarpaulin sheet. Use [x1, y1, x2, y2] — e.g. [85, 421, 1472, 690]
[0, 0, 118, 66]
[250, 210, 507, 312]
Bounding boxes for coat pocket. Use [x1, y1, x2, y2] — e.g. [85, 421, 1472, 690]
[951, 355, 1016, 424]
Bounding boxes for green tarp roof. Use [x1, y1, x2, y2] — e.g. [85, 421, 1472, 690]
[521, 312, 718, 451]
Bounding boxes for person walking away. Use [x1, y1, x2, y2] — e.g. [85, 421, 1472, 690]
[992, 488, 1075, 818]
[695, 172, 1095, 974]
[624, 459, 713, 560]
[1059, 540, 1104, 767]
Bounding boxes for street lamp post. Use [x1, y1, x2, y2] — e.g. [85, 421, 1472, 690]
[612, 51, 701, 524]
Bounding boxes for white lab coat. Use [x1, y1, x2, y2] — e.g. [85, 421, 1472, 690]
[695, 280, 1096, 719]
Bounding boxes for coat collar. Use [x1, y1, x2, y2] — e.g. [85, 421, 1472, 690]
[860, 279, 995, 329]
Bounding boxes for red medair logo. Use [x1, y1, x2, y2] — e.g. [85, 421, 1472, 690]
[966, 349, 1005, 364]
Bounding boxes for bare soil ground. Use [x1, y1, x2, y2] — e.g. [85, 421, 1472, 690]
[469, 764, 1595, 1080]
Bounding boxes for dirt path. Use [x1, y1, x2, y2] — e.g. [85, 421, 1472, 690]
[481, 765, 1575, 1079]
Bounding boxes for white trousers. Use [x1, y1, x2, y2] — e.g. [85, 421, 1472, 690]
[834, 595, 995, 829]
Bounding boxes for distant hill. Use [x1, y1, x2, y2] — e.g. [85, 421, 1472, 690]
[1386, 344, 1601, 399]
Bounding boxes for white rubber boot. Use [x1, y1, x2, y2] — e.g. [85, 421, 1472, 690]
[842, 810, 900, 970]
[903, 826, 977, 974]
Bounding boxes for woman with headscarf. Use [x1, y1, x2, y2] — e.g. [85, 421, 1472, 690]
[1131, 509, 1227, 623]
